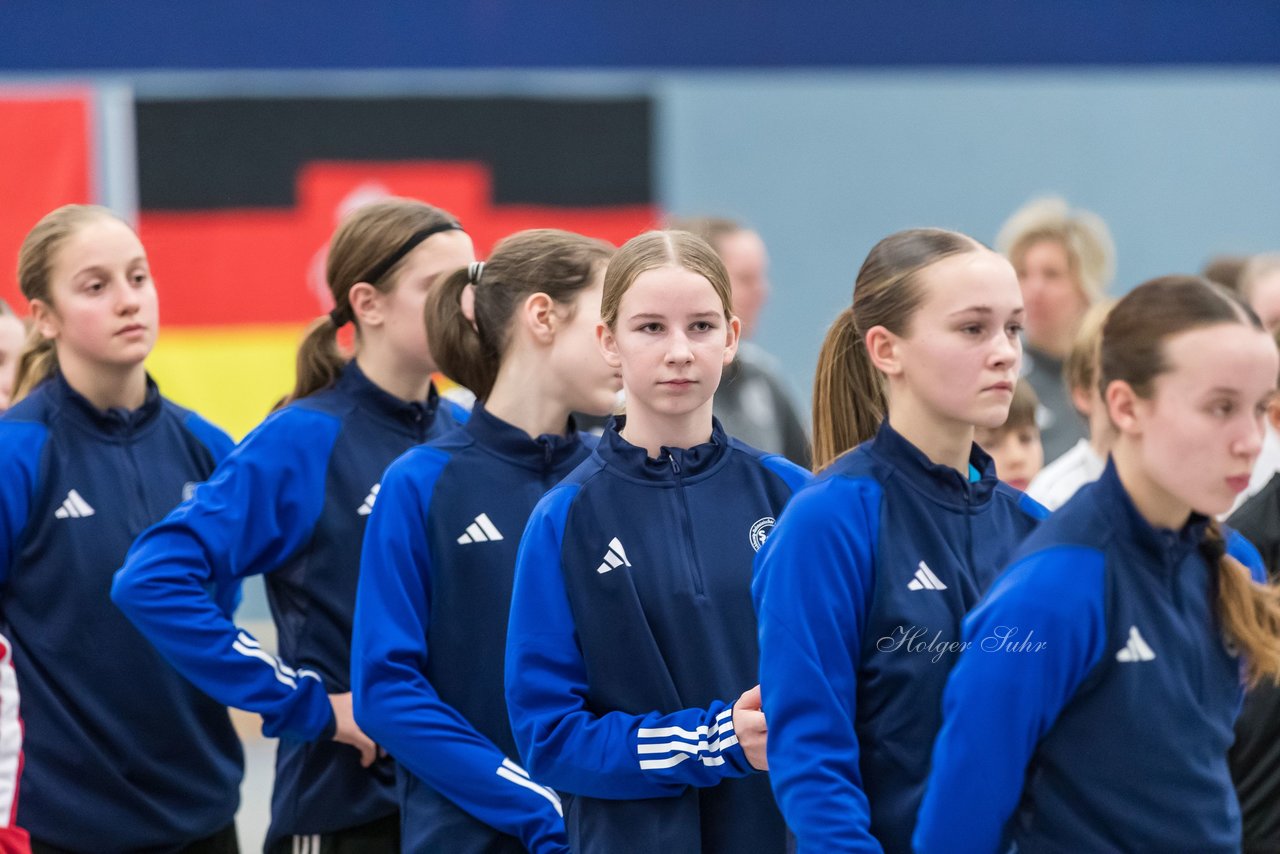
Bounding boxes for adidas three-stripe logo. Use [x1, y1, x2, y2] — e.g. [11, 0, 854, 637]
[1116, 625, 1156, 662]
[457, 513, 504, 544]
[356, 484, 380, 516]
[54, 489, 95, 519]
[495, 757, 563, 817]
[637, 708, 738, 770]
[907, 561, 947, 591]
[596, 537, 631, 574]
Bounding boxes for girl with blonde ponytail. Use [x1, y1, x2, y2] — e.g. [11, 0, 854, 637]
[754, 228, 1046, 852]
[113, 198, 474, 852]
[0, 205, 240, 851]
[917, 275, 1280, 852]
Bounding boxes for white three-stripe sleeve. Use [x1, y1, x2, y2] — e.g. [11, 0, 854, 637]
[0, 636, 20, 827]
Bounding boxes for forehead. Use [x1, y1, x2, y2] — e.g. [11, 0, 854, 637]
[55, 217, 145, 272]
[622, 265, 722, 312]
[400, 229, 475, 275]
[915, 250, 1022, 315]
[1159, 323, 1279, 392]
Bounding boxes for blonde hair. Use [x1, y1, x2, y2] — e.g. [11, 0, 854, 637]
[1239, 253, 1280, 305]
[289, 198, 460, 403]
[996, 197, 1115, 304]
[427, 229, 613, 400]
[811, 228, 983, 471]
[13, 204, 122, 403]
[600, 230, 732, 329]
[666, 216, 743, 253]
[1063, 299, 1116, 399]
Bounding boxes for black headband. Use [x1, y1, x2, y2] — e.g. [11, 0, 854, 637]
[329, 220, 465, 327]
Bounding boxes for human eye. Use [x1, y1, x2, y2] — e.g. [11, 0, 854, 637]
[1209, 399, 1235, 418]
[691, 320, 716, 333]
[638, 322, 663, 334]
[1006, 321, 1024, 337]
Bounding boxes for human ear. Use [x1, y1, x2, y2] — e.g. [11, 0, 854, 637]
[722, 315, 742, 366]
[865, 326, 901, 377]
[1105, 380, 1144, 437]
[29, 299, 59, 341]
[523, 292, 557, 345]
[348, 282, 382, 328]
[597, 322, 622, 369]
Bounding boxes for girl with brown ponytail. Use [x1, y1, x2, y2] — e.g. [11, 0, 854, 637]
[113, 198, 474, 853]
[753, 229, 1045, 853]
[917, 275, 1280, 853]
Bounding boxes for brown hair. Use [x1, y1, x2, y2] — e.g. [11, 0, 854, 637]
[811, 228, 983, 471]
[289, 198, 460, 402]
[1003, 381, 1040, 433]
[601, 230, 732, 329]
[426, 229, 613, 401]
[996, 197, 1115, 304]
[1240, 254, 1280, 306]
[13, 204, 121, 402]
[1102, 274, 1280, 685]
[1201, 255, 1249, 293]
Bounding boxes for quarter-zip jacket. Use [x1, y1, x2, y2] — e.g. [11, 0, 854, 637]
[506, 418, 809, 853]
[753, 419, 1046, 853]
[915, 459, 1265, 853]
[0, 373, 240, 852]
[112, 361, 466, 848]
[353, 405, 594, 854]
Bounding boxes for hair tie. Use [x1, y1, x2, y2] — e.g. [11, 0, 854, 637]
[468, 261, 485, 285]
[328, 306, 348, 328]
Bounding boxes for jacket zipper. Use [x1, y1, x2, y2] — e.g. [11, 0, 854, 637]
[670, 455, 706, 596]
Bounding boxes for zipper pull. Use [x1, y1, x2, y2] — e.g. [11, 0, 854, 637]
[669, 454, 681, 474]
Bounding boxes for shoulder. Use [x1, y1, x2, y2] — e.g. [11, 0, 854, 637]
[727, 438, 811, 492]
[0, 417, 50, 474]
[223, 402, 346, 474]
[163, 400, 235, 461]
[993, 481, 1050, 522]
[977, 543, 1108, 624]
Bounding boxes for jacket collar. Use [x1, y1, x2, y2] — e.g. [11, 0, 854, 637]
[864, 419, 997, 508]
[595, 415, 730, 483]
[338, 360, 440, 431]
[1096, 457, 1209, 569]
[465, 403, 584, 472]
[54, 370, 163, 437]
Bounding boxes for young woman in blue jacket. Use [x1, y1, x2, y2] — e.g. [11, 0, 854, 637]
[752, 229, 1046, 853]
[0, 205, 239, 852]
[351, 229, 621, 853]
[915, 276, 1280, 853]
[504, 230, 810, 854]
[112, 198, 474, 853]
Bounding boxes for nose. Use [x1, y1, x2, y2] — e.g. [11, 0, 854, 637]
[666, 330, 693, 365]
[989, 328, 1020, 370]
[1235, 415, 1266, 460]
[116, 276, 142, 315]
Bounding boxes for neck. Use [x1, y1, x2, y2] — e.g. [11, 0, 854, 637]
[620, 395, 715, 458]
[485, 355, 573, 439]
[1112, 439, 1191, 530]
[886, 388, 973, 475]
[59, 357, 148, 411]
[355, 347, 432, 403]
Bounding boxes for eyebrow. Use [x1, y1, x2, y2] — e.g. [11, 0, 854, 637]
[72, 257, 148, 278]
[948, 306, 1026, 317]
[628, 311, 722, 321]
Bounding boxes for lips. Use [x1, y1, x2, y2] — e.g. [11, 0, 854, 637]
[1227, 475, 1251, 493]
[116, 324, 147, 336]
[985, 381, 1015, 393]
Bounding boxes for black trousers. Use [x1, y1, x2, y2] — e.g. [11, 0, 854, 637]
[264, 813, 399, 854]
[33, 822, 239, 854]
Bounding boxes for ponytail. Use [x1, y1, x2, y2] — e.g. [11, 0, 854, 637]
[11, 328, 57, 404]
[1203, 521, 1280, 687]
[426, 266, 500, 401]
[288, 315, 348, 403]
[811, 308, 885, 471]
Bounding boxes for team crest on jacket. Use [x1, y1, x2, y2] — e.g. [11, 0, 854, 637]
[749, 517, 775, 552]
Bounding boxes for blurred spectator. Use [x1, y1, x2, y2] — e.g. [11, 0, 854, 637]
[1202, 254, 1249, 293]
[996, 197, 1115, 464]
[0, 301, 26, 414]
[975, 380, 1043, 492]
[1026, 300, 1116, 510]
[1240, 253, 1280, 333]
[670, 216, 810, 467]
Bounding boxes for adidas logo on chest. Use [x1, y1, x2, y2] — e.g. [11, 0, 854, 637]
[907, 561, 947, 591]
[1116, 625, 1156, 662]
[457, 513, 504, 544]
[54, 489, 95, 519]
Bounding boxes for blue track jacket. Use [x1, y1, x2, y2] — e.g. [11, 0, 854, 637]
[915, 459, 1265, 853]
[112, 361, 465, 847]
[506, 417, 809, 854]
[0, 373, 240, 851]
[753, 420, 1046, 853]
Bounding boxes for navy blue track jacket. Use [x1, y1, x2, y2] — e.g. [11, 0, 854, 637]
[353, 404, 596, 853]
[752, 420, 1046, 853]
[112, 361, 465, 848]
[506, 417, 809, 854]
[0, 373, 241, 851]
[915, 459, 1265, 853]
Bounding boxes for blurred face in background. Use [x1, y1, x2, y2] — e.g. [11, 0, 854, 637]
[1016, 238, 1089, 358]
[1246, 268, 1280, 334]
[975, 422, 1044, 491]
[717, 229, 769, 339]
